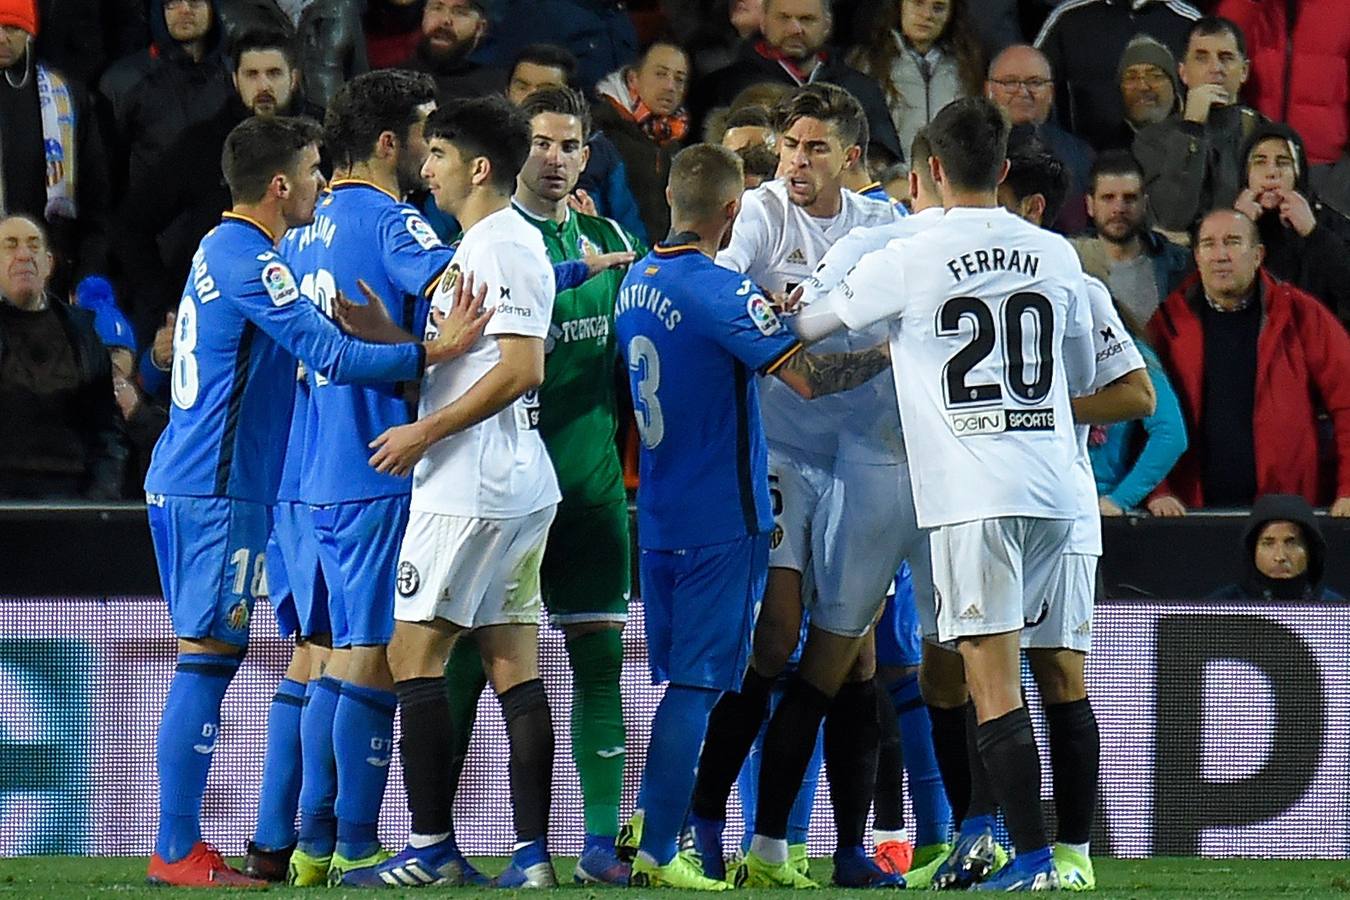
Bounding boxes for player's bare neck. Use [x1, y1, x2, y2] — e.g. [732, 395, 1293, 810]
[669, 219, 723, 258]
[513, 185, 566, 224]
[457, 190, 512, 232]
[800, 187, 843, 219]
[942, 190, 999, 210]
[346, 160, 400, 199]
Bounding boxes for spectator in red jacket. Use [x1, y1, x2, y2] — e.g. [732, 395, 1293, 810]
[1146, 208, 1350, 516]
[1215, 0, 1349, 169]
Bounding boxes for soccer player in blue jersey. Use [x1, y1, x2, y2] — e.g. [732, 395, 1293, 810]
[615, 143, 892, 890]
[278, 70, 465, 888]
[142, 115, 487, 888]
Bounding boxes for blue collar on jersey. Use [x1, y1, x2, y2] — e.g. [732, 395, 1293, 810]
[221, 211, 277, 243]
[328, 178, 400, 201]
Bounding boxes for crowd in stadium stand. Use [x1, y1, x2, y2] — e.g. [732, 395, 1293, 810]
[2, 0, 1349, 518]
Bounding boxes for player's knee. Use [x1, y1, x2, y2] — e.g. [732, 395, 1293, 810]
[919, 646, 968, 707]
[479, 625, 541, 694]
[1028, 649, 1086, 705]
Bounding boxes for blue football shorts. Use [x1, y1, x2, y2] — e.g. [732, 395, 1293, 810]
[147, 493, 272, 647]
[875, 561, 924, 669]
[267, 500, 330, 641]
[311, 495, 409, 647]
[640, 532, 768, 692]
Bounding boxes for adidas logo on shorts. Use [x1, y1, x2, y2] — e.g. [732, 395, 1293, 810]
[958, 604, 982, 620]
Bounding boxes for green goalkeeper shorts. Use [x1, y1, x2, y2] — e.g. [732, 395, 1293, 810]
[542, 498, 632, 626]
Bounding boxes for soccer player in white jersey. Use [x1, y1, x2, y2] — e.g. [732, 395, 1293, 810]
[1001, 138, 1153, 890]
[800, 97, 1099, 892]
[685, 82, 906, 890]
[340, 97, 563, 889]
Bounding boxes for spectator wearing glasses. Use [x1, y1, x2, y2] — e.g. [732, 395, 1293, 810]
[1032, 0, 1199, 151]
[1107, 34, 1182, 152]
[1133, 15, 1265, 233]
[984, 43, 1093, 234]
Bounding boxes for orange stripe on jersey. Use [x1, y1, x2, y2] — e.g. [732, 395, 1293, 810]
[652, 243, 700, 256]
[762, 341, 803, 375]
[329, 178, 400, 201]
[221, 211, 276, 242]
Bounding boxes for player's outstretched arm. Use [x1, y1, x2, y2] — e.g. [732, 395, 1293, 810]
[367, 334, 544, 476]
[1072, 368, 1156, 424]
[774, 341, 891, 400]
[333, 279, 418, 344]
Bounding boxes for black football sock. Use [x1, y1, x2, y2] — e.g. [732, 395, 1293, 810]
[500, 678, 554, 844]
[964, 701, 999, 821]
[976, 706, 1049, 854]
[397, 677, 456, 837]
[1044, 698, 1100, 846]
[928, 703, 971, 824]
[824, 678, 881, 849]
[873, 680, 906, 833]
[690, 666, 775, 822]
[753, 676, 831, 840]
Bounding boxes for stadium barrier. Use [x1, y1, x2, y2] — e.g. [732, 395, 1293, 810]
[2, 504, 1348, 859]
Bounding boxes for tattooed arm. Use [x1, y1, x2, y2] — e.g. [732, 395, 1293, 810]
[774, 342, 891, 399]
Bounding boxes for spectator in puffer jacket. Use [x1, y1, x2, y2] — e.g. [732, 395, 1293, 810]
[1211, 494, 1343, 600]
[1133, 15, 1265, 231]
[217, 0, 368, 110]
[1033, 0, 1200, 151]
[846, 0, 984, 166]
[1234, 122, 1350, 326]
[1146, 208, 1350, 516]
[1215, 0, 1350, 170]
[100, 0, 232, 199]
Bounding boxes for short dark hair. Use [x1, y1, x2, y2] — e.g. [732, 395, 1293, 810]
[737, 143, 779, 182]
[424, 96, 531, 194]
[229, 28, 296, 71]
[222, 115, 323, 204]
[519, 85, 592, 140]
[910, 127, 934, 190]
[926, 96, 1009, 192]
[1185, 15, 1246, 58]
[776, 82, 866, 150]
[1004, 130, 1070, 225]
[725, 104, 773, 131]
[1088, 148, 1145, 195]
[510, 43, 578, 84]
[668, 143, 744, 221]
[323, 70, 437, 169]
[638, 39, 689, 70]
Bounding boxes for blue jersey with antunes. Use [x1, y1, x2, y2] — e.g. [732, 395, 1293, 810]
[616, 242, 800, 550]
[144, 213, 425, 504]
[285, 180, 452, 505]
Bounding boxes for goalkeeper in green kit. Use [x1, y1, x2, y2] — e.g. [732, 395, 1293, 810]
[442, 84, 644, 886]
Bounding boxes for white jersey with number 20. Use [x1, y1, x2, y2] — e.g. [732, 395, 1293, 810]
[828, 206, 1094, 529]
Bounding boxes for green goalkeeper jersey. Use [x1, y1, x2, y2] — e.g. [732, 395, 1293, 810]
[514, 202, 646, 509]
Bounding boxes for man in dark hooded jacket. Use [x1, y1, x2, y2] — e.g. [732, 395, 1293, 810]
[1234, 122, 1350, 328]
[99, 0, 232, 198]
[1212, 494, 1343, 601]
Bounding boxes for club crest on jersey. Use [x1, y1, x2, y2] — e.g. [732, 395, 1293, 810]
[226, 599, 251, 632]
[262, 262, 299, 306]
[405, 214, 442, 250]
[577, 235, 599, 258]
[397, 561, 420, 597]
[747, 292, 783, 336]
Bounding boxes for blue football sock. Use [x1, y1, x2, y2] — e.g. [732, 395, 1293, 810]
[637, 684, 720, 866]
[787, 726, 823, 846]
[297, 676, 340, 856]
[155, 653, 239, 862]
[888, 673, 953, 846]
[333, 681, 397, 860]
[252, 677, 306, 851]
[584, 833, 616, 854]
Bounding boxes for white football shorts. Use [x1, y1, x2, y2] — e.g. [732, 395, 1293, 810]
[932, 516, 1072, 643]
[394, 505, 556, 629]
[1020, 552, 1098, 653]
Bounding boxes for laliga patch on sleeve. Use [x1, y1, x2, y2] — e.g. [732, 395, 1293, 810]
[262, 261, 300, 306]
[747, 292, 783, 336]
[404, 213, 442, 250]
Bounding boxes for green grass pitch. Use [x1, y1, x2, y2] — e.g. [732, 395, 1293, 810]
[0, 857, 1348, 898]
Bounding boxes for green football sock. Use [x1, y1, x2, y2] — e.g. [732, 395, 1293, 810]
[566, 628, 626, 837]
[443, 632, 488, 792]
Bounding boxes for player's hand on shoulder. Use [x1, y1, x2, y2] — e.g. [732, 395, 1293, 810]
[583, 249, 637, 277]
[1146, 495, 1186, 517]
[368, 421, 433, 477]
[424, 272, 493, 365]
[567, 189, 599, 217]
[335, 279, 402, 343]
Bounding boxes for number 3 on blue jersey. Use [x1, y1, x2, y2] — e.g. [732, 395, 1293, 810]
[628, 334, 664, 447]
